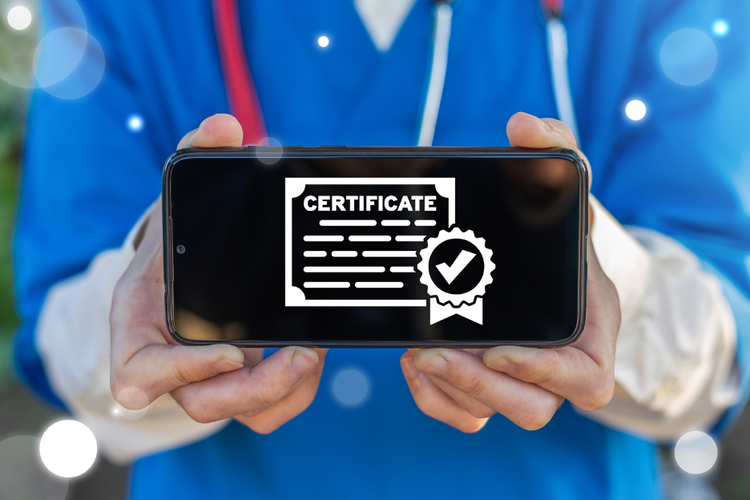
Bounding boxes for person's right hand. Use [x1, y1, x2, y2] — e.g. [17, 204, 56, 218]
[110, 114, 327, 434]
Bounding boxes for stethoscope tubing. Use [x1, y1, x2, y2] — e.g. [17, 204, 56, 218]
[213, 0, 579, 148]
[417, 0, 579, 147]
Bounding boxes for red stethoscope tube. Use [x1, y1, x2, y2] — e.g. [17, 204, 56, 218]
[213, 0, 266, 146]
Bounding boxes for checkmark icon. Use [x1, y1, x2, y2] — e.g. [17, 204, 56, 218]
[436, 250, 476, 285]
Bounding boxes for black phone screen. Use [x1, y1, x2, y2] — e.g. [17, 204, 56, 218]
[165, 148, 587, 346]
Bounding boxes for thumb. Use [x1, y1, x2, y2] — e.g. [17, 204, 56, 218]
[111, 331, 246, 409]
[506, 112, 577, 149]
[177, 113, 244, 149]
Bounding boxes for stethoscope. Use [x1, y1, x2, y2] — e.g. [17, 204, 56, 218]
[212, 0, 579, 147]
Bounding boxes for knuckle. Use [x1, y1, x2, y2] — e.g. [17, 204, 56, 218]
[524, 351, 558, 386]
[579, 375, 615, 411]
[414, 395, 439, 419]
[168, 351, 197, 386]
[255, 382, 281, 409]
[518, 397, 560, 431]
[462, 374, 486, 401]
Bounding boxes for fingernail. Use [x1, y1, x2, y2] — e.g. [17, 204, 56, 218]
[414, 351, 448, 376]
[540, 118, 553, 132]
[211, 358, 244, 375]
[484, 355, 515, 374]
[290, 347, 318, 377]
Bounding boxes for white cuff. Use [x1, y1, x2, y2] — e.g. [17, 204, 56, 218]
[584, 197, 738, 439]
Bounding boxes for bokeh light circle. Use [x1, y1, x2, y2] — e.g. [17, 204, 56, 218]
[33, 27, 105, 99]
[128, 114, 144, 132]
[255, 137, 284, 165]
[317, 35, 330, 48]
[7, 5, 32, 30]
[625, 99, 647, 121]
[332, 368, 370, 407]
[39, 420, 98, 478]
[713, 20, 728, 37]
[674, 431, 718, 475]
[0, 435, 69, 500]
[660, 28, 717, 86]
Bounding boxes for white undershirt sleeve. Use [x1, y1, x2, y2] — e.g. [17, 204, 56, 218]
[36, 204, 230, 464]
[582, 197, 739, 440]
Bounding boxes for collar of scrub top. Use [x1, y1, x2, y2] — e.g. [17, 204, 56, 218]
[212, 0, 580, 148]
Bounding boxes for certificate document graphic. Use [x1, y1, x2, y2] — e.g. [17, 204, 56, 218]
[286, 178, 455, 307]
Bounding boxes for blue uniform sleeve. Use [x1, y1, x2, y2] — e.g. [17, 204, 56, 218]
[12, 0, 169, 408]
[588, 0, 750, 434]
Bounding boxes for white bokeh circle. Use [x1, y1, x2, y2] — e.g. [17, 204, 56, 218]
[7, 5, 32, 30]
[33, 27, 105, 99]
[674, 431, 718, 475]
[39, 420, 98, 478]
[712, 20, 729, 37]
[0, 435, 69, 500]
[317, 35, 330, 48]
[0, 0, 92, 91]
[332, 368, 370, 407]
[255, 137, 284, 165]
[128, 114, 144, 132]
[625, 99, 647, 121]
[660, 28, 717, 86]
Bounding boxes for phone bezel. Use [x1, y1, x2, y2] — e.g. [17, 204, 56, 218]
[163, 146, 589, 348]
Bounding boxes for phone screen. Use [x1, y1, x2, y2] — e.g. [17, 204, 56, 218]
[166, 149, 586, 346]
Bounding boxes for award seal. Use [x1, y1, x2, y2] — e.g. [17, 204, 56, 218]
[417, 227, 495, 325]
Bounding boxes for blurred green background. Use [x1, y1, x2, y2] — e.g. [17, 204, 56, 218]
[1, 2, 750, 500]
[0, 7, 129, 498]
[0, 55, 19, 385]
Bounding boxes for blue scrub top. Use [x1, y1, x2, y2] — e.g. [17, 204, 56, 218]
[13, 1, 750, 499]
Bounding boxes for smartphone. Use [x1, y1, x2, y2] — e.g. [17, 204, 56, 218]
[163, 147, 588, 347]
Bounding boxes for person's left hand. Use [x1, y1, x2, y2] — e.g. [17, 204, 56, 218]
[400, 112, 622, 432]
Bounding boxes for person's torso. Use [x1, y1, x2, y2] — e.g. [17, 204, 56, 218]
[121, 2, 661, 498]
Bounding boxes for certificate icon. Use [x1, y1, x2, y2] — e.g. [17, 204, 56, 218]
[285, 178, 456, 307]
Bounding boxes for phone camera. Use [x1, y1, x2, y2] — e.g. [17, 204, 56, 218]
[176, 245, 186, 254]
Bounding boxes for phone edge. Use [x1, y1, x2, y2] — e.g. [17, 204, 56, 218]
[162, 147, 589, 348]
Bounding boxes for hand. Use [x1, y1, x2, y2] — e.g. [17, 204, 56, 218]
[110, 114, 327, 434]
[400, 112, 621, 432]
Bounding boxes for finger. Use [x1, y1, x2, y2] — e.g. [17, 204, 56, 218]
[239, 348, 327, 417]
[506, 112, 577, 149]
[110, 221, 246, 408]
[428, 375, 496, 419]
[413, 348, 563, 431]
[408, 349, 494, 417]
[506, 112, 592, 187]
[176, 113, 243, 149]
[170, 346, 320, 423]
[240, 347, 265, 368]
[110, 324, 246, 409]
[401, 352, 488, 433]
[482, 345, 614, 412]
[237, 350, 327, 434]
[480, 237, 619, 412]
